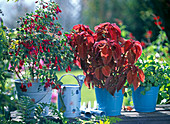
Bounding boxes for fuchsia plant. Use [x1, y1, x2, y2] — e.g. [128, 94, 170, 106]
[68, 22, 145, 96]
[9, 0, 74, 89]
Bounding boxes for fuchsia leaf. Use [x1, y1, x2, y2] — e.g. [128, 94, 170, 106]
[138, 68, 145, 82]
[102, 65, 111, 77]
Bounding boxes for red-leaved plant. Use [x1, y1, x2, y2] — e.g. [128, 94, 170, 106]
[9, 0, 74, 89]
[68, 22, 145, 96]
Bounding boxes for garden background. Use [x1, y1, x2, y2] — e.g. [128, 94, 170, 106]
[0, 0, 169, 118]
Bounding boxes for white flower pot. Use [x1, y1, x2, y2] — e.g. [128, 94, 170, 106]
[15, 79, 52, 116]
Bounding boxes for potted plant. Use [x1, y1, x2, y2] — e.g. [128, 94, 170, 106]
[8, 0, 74, 116]
[132, 53, 170, 112]
[67, 22, 145, 116]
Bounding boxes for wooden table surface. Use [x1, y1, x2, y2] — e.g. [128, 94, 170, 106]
[11, 104, 170, 124]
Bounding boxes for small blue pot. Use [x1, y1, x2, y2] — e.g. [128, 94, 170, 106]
[95, 87, 123, 116]
[132, 86, 159, 112]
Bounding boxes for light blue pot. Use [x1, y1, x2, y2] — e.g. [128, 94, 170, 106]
[132, 86, 159, 112]
[95, 87, 123, 116]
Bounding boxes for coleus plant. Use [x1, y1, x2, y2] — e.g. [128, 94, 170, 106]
[68, 22, 145, 96]
[8, 0, 74, 88]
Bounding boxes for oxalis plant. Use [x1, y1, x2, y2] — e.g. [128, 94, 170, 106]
[136, 53, 170, 104]
[67, 22, 145, 96]
[8, 0, 74, 88]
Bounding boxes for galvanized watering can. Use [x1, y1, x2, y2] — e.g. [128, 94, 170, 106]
[58, 74, 85, 118]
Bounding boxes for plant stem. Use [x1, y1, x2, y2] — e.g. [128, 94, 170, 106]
[14, 69, 22, 81]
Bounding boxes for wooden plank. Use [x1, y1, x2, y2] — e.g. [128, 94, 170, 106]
[10, 104, 170, 123]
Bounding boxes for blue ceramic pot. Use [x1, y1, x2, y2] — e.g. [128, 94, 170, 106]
[132, 86, 159, 112]
[95, 87, 123, 116]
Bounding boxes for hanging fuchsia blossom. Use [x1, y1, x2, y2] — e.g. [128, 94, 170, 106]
[9, 0, 74, 89]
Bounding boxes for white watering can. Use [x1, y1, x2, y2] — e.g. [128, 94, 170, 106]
[58, 74, 85, 118]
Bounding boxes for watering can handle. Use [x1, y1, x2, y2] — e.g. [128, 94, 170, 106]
[59, 74, 85, 90]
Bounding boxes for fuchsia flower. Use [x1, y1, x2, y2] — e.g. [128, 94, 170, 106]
[9, 0, 74, 90]
[51, 91, 58, 103]
[145, 30, 152, 39]
[39, 64, 42, 69]
[153, 16, 160, 20]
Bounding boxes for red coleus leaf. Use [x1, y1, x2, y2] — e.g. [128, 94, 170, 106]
[127, 70, 133, 85]
[101, 51, 112, 65]
[78, 43, 87, 60]
[45, 14, 47, 18]
[112, 42, 121, 60]
[108, 28, 118, 41]
[95, 67, 103, 80]
[133, 76, 140, 91]
[112, 23, 121, 36]
[124, 40, 133, 53]
[134, 41, 142, 61]
[138, 68, 145, 82]
[117, 74, 126, 92]
[86, 35, 94, 50]
[102, 65, 111, 77]
[127, 69, 140, 91]
[122, 87, 125, 94]
[102, 45, 109, 54]
[108, 86, 116, 96]
[127, 50, 136, 64]
[84, 74, 91, 89]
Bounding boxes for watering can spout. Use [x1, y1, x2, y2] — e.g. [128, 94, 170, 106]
[77, 75, 85, 90]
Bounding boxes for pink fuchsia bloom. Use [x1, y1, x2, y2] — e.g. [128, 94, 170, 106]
[51, 91, 58, 103]
[8, 63, 12, 70]
[40, 59, 44, 65]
